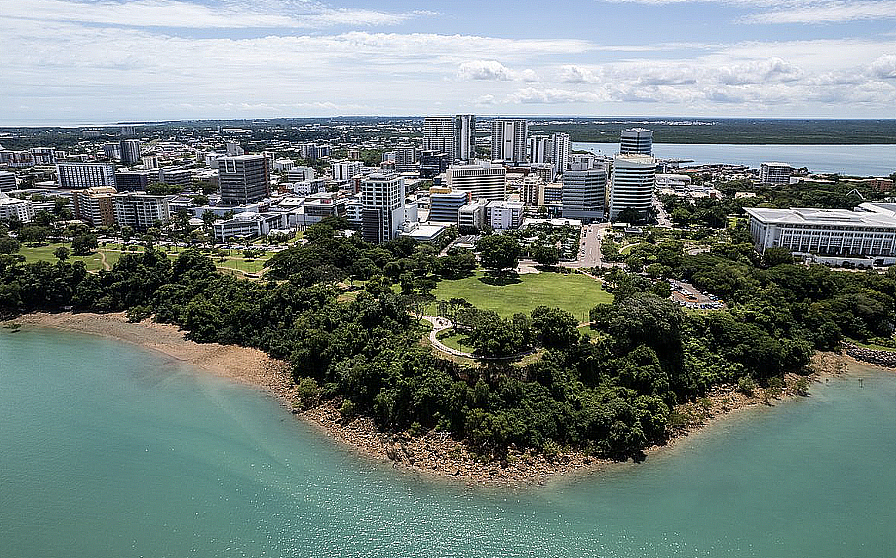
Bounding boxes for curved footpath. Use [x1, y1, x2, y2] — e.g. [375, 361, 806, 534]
[2, 312, 870, 487]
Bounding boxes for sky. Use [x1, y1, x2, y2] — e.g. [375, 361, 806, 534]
[1, 0, 895, 124]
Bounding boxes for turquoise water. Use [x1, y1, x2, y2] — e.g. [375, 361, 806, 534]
[2, 327, 895, 558]
[572, 142, 896, 177]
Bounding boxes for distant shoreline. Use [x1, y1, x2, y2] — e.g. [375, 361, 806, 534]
[2, 312, 862, 487]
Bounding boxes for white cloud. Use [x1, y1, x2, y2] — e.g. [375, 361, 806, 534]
[507, 88, 607, 104]
[601, 0, 896, 24]
[5, 0, 427, 29]
[457, 60, 538, 82]
[560, 65, 602, 84]
[1, 10, 895, 121]
[870, 54, 896, 79]
[743, 1, 896, 24]
[716, 57, 803, 85]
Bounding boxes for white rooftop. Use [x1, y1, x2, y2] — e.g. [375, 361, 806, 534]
[744, 203, 896, 228]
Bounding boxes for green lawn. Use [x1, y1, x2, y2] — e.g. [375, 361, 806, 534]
[19, 243, 112, 272]
[436, 329, 474, 353]
[17, 242, 271, 275]
[432, 269, 613, 319]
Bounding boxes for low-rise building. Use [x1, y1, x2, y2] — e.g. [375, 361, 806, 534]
[745, 203, 896, 261]
[486, 201, 524, 230]
[458, 199, 488, 230]
[213, 211, 288, 241]
[428, 190, 469, 224]
[0, 171, 17, 191]
[759, 162, 793, 186]
[0, 192, 34, 223]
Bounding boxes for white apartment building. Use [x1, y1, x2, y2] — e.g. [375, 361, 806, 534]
[361, 172, 405, 243]
[620, 128, 653, 155]
[459, 199, 488, 229]
[287, 166, 316, 182]
[446, 164, 506, 202]
[608, 154, 656, 221]
[759, 162, 793, 186]
[56, 163, 116, 189]
[112, 192, 172, 231]
[491, 119, 528, 163]
[394, 146, 417, 173]
[487, 201, 524, 230]
[332, 160, 363, 182]
[745, 203, 896, 259]
[0, 192, 34, 223]
[454, 114, 476, 162]
[273, 158, 295, 172]
[528, 135, 552, 164]
[552, 132, 570, 176]
[292, 178, 327, 195]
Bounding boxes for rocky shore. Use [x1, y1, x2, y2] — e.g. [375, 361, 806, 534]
[842, 342, 896, 368]
[2, 312, 850, 487]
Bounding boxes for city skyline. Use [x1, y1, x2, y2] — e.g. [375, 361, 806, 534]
[2, 0, 895, 124]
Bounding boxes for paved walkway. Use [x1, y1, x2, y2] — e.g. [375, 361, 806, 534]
[422, 315, 472, 357]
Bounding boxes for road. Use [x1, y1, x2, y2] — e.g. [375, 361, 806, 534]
[563, 223, 608, 269]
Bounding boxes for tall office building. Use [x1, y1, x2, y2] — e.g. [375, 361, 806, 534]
[491, 119, 528, 163]
[445, 164, 507, 201]
[551, 132, 570, 175]
[394, 145, 417, 173]
[562, 162, 607, 222]
[219, 155, 270, 205]
[419, 150, 450, 178]
[528, 135, 552, 164]
[422, 117, 456, 162]
[608, 154, 656, 222]
[119, 139, 142, 165]
[361, 172, 405, 244]
[619, 128, 653, 155]
[56, 163, 116, 189]
[454, 114, 476, 162]
[103, 143, 121, 160]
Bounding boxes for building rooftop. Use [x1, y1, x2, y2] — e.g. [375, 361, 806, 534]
[744, 203, 896, 228]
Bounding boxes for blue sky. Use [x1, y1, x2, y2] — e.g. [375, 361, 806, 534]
[1, 0, 894, 124]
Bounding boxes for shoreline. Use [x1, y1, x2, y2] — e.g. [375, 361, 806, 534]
[1, 312, 864, 487]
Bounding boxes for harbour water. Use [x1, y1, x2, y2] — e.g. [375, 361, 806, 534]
[2, 327, 895, 557]
[572, 142, 896, 177]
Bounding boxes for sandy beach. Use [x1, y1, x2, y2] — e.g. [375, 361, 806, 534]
[3, 311, 852, 486]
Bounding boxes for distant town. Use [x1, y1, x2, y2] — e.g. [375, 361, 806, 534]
[1, 117, 895, 273]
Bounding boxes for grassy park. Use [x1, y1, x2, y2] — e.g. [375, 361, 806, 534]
[16, 242, 272, 276]
[432, 269, 612, 321]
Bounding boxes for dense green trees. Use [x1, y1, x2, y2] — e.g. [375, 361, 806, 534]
[71, 234, 98, 256]
[4, 214, 895, 464]
[476, 234, 521, 273]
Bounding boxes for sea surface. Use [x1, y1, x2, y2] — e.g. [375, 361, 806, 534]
[2, 327, 895, 558]
[572, 142, 896, 177]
